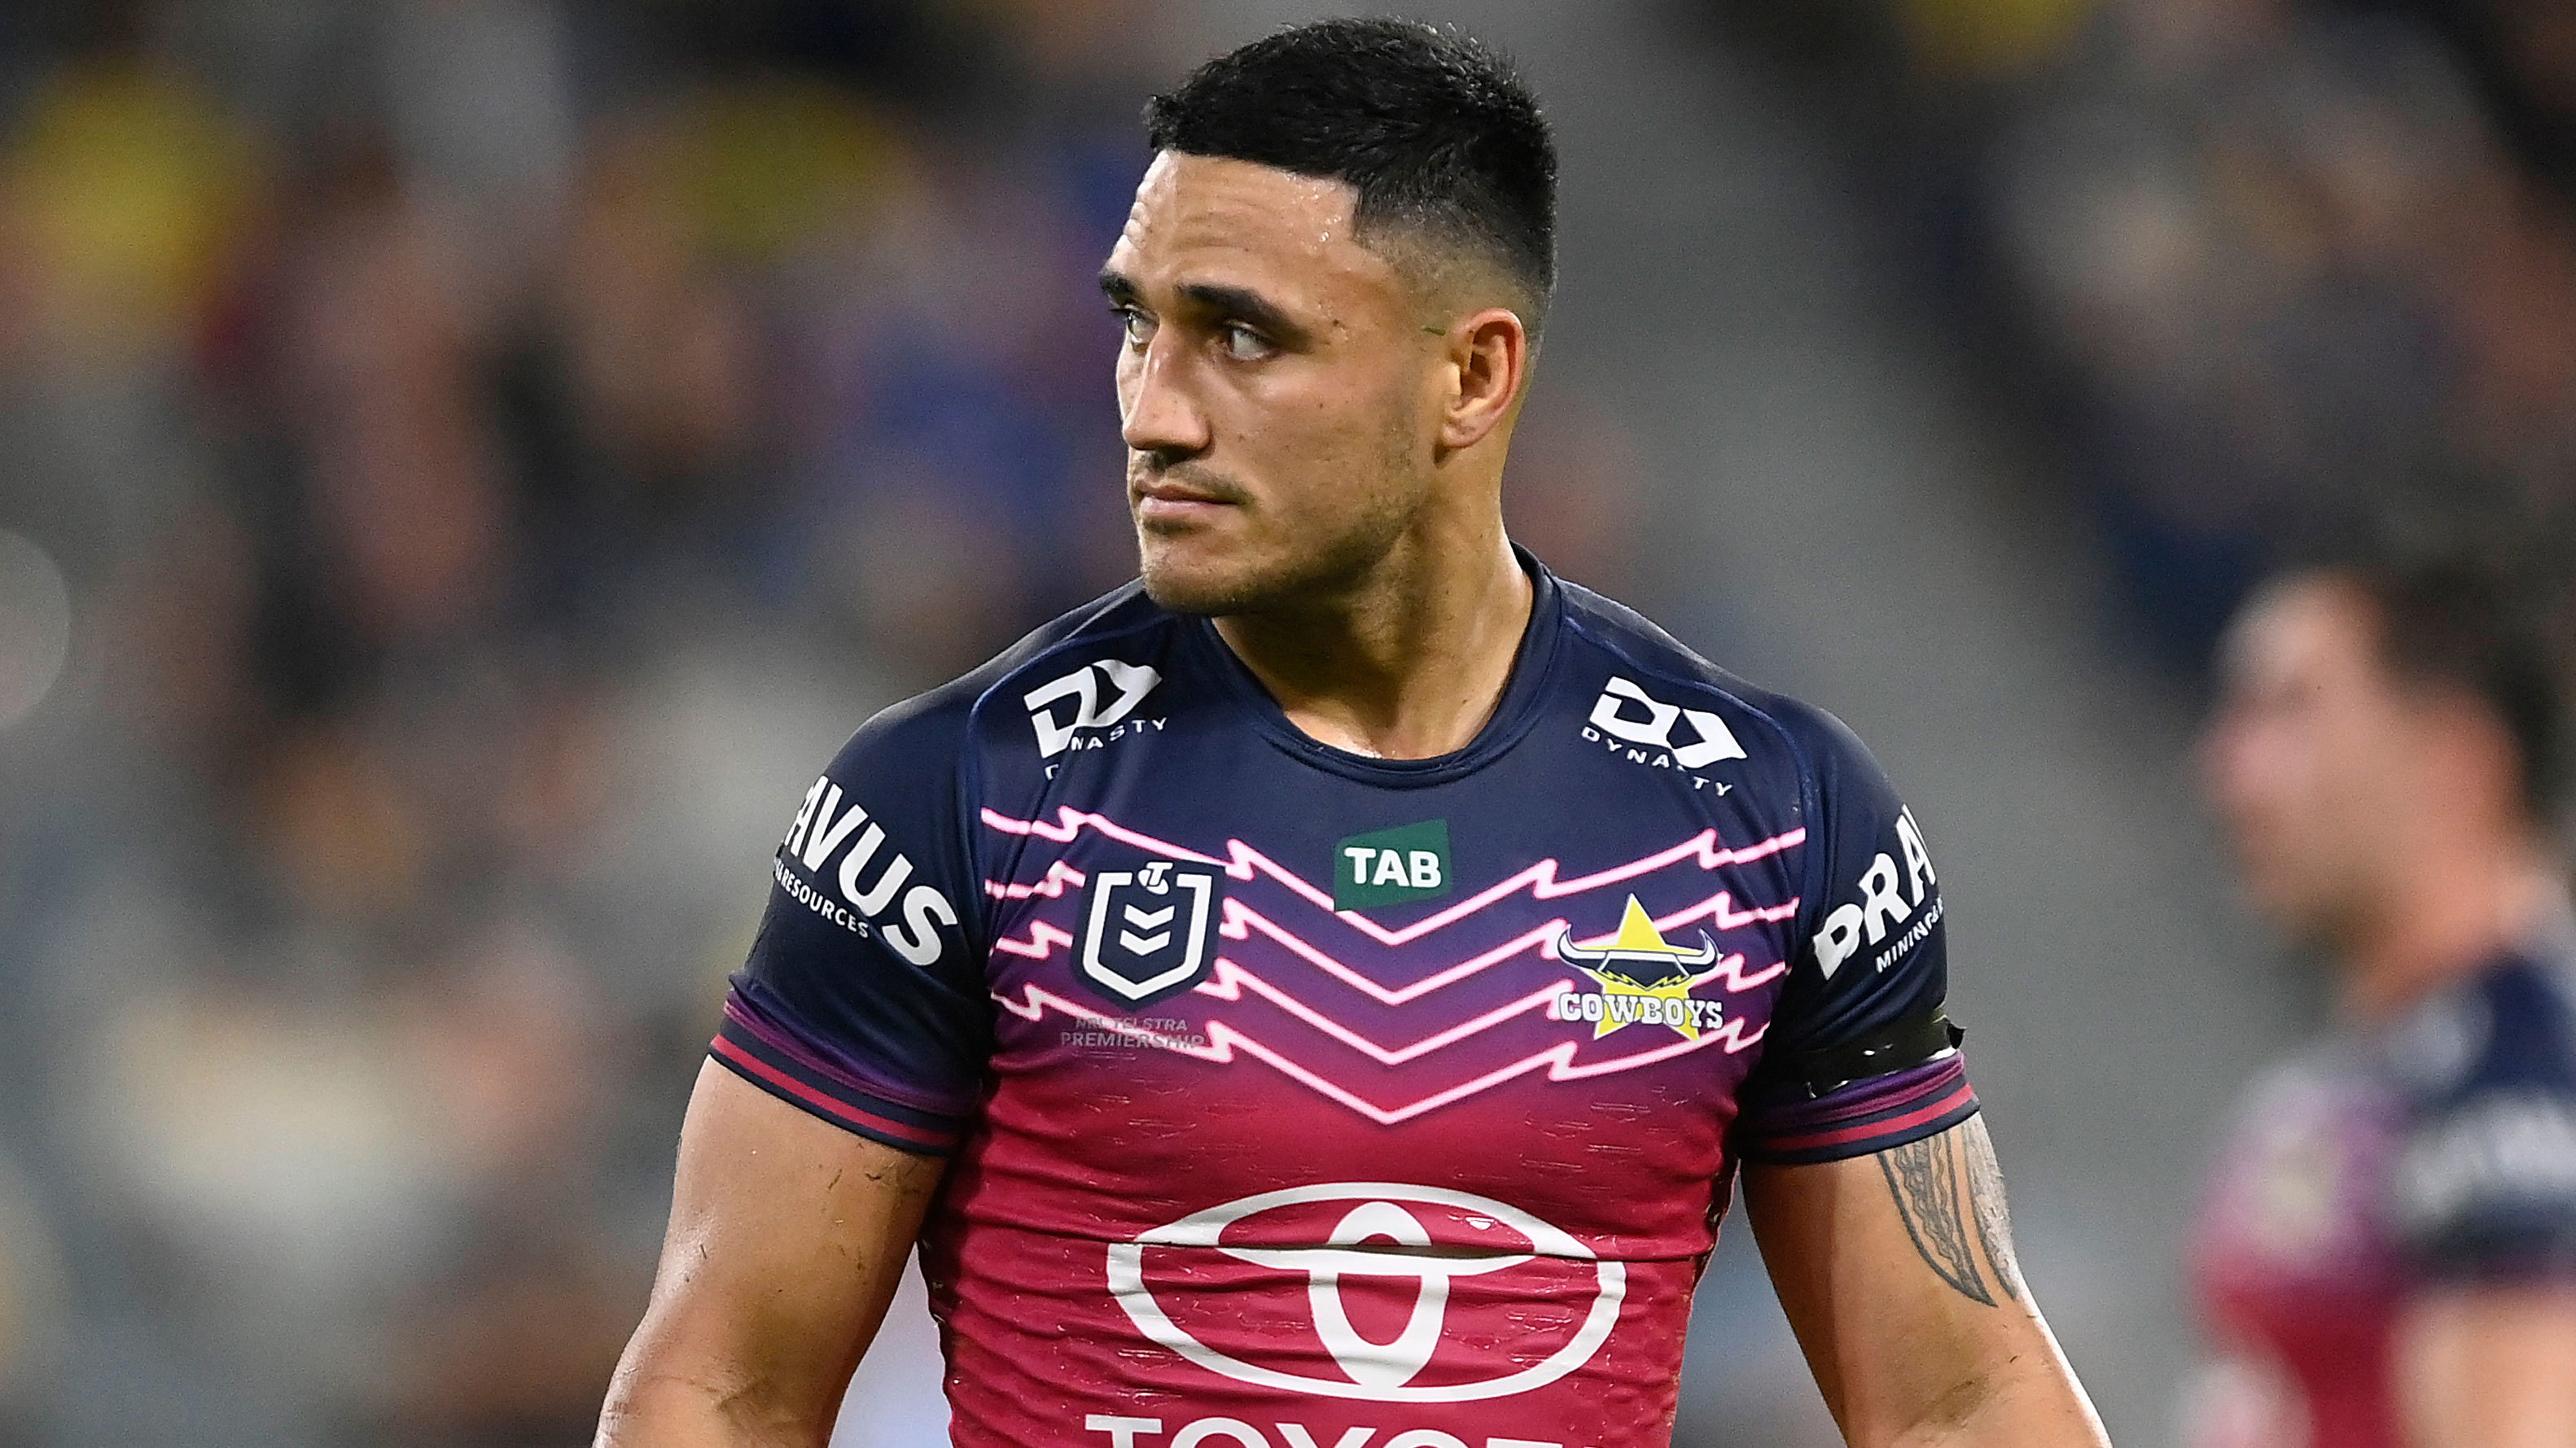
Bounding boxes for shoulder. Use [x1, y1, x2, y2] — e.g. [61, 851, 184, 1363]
[826, 581, 1177, 783]
[2387, 952, 2576, 1106]
[1553, 579, 1881, 789]
[2385, 947, 2576, 1278]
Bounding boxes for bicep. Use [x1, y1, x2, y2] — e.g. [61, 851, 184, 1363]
[1743, 1115, 2104, 1447]
[2397, 1287, 2576, 1448]
[600, 1061, 946, 1446]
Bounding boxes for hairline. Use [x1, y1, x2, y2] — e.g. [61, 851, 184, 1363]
[1153, 146, 1551, 339]
[2296, 564, 2556, 820]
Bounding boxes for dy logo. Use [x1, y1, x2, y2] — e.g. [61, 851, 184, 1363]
[1586, 676, 1746, 769]
[1080, 860, 1220, 1005]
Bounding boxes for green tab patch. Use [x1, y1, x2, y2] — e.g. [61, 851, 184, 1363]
[1333, 820, 1453, 912]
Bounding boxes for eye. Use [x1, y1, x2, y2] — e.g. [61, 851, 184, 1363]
[1217, 322, 1274, 362]
[1111, 305, 1154, 348]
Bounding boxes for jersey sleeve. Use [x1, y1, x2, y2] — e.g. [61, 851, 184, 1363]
[2389, 960, 2576, 1283]
[1732, 705, 1977, 1166]
[708, 691, 991, 1156]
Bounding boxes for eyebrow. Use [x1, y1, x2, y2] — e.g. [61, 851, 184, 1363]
[1097, 271, 1309, 346]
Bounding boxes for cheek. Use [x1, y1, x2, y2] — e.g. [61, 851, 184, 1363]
[2215, 717, 2338, 842]
[1113, 349, 1144, 413]
[1231, 388, 1378, 485]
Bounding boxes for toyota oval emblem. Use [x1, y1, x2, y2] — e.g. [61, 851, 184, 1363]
[1106, 1182, 1626, 1402]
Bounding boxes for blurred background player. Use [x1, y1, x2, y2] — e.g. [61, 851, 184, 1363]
[2193, 494, 2576, 1448]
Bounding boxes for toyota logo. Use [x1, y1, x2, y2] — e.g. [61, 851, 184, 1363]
[1106, 1183, 1626, 1402]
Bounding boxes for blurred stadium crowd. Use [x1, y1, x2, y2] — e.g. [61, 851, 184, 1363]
[1721, 0, 2576, 658]
[0, 2, 1643, 1443]
[0, 0, 2568, 1445]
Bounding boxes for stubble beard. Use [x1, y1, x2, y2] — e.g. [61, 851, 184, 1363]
[1132, 437, 1426, 619]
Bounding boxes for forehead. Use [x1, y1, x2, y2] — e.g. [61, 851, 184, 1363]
[2223, 575, 2384, 697]
[1107, 151, 1400, 307]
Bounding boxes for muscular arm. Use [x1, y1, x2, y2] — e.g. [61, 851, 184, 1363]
[596, 1062, 947, 1448]
[2396, 1288, 2576, 1448]
[1744, 1115, 2109, 1448]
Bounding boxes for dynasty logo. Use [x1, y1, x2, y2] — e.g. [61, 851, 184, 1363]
[1580, 676, 1745, 794]
[1024, 658, 1164, 773]
[1547, 895, 1726, 1039]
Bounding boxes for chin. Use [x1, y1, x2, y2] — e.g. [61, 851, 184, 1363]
[2243, 866, 2350, 953]
[1135, 510, 1405, 617]
[1138, 558, 1265, 616]
[1135, 536, 1307, 617]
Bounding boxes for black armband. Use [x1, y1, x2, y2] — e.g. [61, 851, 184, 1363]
[1782, 1007, 1963, 1097]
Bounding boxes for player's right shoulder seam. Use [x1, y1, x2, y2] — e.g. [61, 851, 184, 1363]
[842, 584, 1168, 759]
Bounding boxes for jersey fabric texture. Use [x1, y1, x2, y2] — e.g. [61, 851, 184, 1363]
[712, 557, 1975, 1448]
[2191, 929, 2576, 1448]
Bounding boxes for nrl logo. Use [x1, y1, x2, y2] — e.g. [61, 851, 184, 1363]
[1080, 860, 1220, 1006]
[1549, 895, 1728, 1039]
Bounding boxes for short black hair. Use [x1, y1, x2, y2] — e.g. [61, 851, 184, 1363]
[2301, 475, 2576, 823]
[1144, 17, 1557, 327]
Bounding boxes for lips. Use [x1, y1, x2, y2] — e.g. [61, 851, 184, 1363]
[1132, 475, 1241, 525]
[1134, 477, 1229, 505]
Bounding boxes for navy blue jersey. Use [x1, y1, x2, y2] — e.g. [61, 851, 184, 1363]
[2389, 947, 2576, 1278]
[712, 555, 1974, 1447]
[2195, 932, 2576, 1447]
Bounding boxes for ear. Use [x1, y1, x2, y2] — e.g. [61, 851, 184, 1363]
[1435, 307, 1531, 453]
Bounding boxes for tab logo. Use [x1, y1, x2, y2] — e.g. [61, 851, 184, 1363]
[1025, 659, 1162, 759]
[1585, 676, 1747, 771]
[1332, 820, 1452, 912]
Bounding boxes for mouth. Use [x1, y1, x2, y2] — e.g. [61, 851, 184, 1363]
[1131, 472, 1242, 527]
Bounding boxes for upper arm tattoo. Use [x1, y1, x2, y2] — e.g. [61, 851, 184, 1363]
[1876, 1115, 2025, 1308]
[1964, 1117, 2026, 1303]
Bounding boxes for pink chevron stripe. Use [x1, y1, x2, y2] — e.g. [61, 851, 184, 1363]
[1628, 890, 1803, 943]
[979, 807, 1805, 946]
[991, 888, 1796, 1000]
[987, 860, 1086, 899]
[994, 921, 1074, 960]
[992, 980, 1768, 1125]
[1226, 904, 1564, 1006]
[1190, 957, 1575, 1065]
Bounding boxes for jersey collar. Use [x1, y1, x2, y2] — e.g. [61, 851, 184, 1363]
[1185, 546, 1566, 789]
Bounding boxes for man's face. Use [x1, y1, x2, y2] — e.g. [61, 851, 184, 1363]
[1100, 152, 1448, 614]
[2201, 576, 2422, 947]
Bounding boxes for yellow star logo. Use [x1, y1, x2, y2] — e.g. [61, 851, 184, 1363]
[1556, 895, 1721, 1040]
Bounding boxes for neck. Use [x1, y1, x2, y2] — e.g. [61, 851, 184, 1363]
[2340, 828, 2561, 1022]
[1212, 522, 1533, 762]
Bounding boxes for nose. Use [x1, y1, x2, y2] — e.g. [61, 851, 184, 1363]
[1119, 330, 1211, 464]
